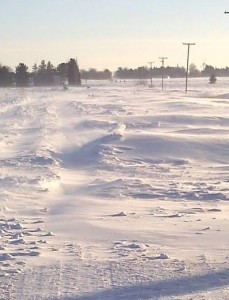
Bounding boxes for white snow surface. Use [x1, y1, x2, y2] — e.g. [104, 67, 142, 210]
[0, 78, 229, 299]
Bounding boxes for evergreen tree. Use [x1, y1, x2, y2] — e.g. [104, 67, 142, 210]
[67, 58, 81, 86]
[34, 60, 56, 86]
[0, 65, 13, 86]
[57, 63, 67, 75]
[15, 63, 29, 87]
[209, 73, 217, 84]
[57, 63, 68, 82]
[202, 64, 215, 76]
[47, 61, 55, 72]
[32, 63, 38, 72]
[39, 60, 47, 72]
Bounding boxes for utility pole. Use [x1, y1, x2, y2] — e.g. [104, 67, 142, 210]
[183, 42, 195, 93]
[159, 57, 168, 91]
[148, 61, 154, 88]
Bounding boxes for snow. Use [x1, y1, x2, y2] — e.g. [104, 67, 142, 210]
[0, 77, 229, 299]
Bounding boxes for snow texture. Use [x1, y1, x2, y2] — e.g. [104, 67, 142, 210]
[0, 78, 229, 299]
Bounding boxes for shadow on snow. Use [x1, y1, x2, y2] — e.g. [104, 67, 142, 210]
[56, 133, 122, 169]
[48, 268, 229, 299]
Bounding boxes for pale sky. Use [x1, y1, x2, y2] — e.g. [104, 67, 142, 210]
[1, 0, 229, 71]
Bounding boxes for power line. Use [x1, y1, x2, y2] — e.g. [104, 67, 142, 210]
[159, 57, 168, 91]
[183, 42, 195, 93]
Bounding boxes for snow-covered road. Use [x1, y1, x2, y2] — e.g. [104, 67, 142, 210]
[0, 79, 229, 299]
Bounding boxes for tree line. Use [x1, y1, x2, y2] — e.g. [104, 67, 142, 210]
[114, 64, 229, 79]
[0, 58, 81, 87]
[0, 60, 228, 87]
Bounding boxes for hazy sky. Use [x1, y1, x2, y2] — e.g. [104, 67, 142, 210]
[1, 0, 229, 70]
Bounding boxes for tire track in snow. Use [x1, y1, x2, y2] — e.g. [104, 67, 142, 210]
[0, 241, 193, 299]
[0, 89, 63, 299]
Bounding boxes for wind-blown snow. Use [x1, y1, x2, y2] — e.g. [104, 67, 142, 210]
[0, 78, 229, 299]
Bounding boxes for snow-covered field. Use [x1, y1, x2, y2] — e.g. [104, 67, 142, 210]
[0, 78, 229, 299]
